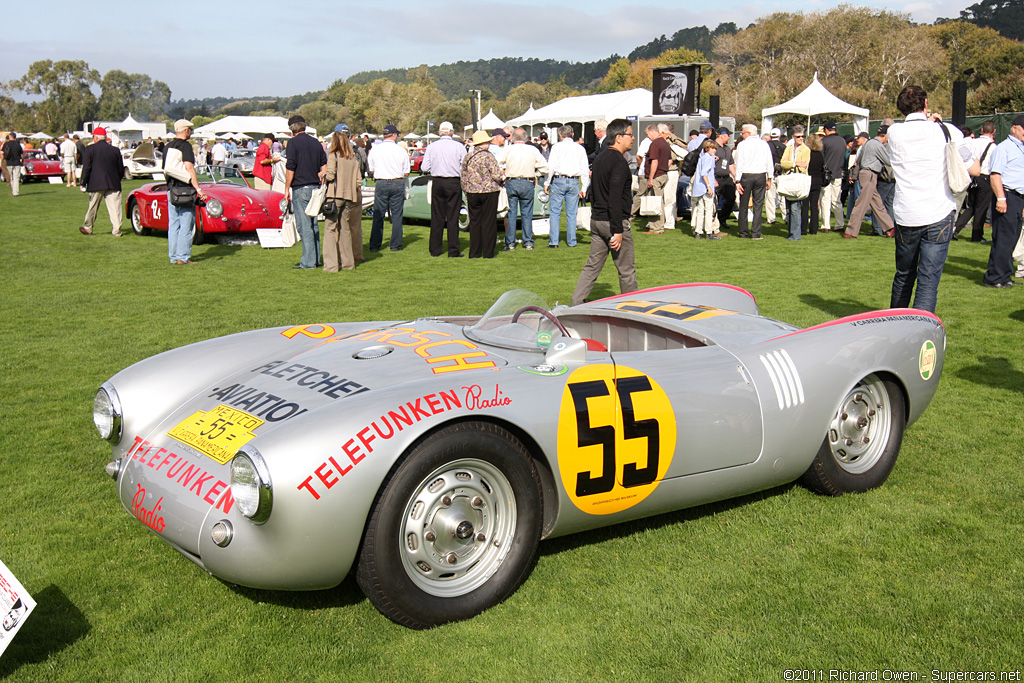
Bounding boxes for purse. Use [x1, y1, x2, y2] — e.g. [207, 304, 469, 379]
[639, 189, 663, 216]
[305, 183, 328, 217]
[280, 205, 298, 247]
[776, 173, 811, 200]
[322, 199, 338, 218]
[168, 184, 197, 207]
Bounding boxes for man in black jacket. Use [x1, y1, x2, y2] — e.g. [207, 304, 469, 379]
[572, 119, 638, 305]
[79, 127, 125, 236]
[820, 121, 848, 232]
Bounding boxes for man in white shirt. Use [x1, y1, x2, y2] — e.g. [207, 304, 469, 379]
[502, 128, 549, 251]
[59, 134, 78, 187]
[955, 119, 997, 243]
[887, 85, 978, 312]
[367, 124, 411, 251]
[211, 139, 227, 166]
[733, 123, 774, 239]
[543, 125, 590, 248]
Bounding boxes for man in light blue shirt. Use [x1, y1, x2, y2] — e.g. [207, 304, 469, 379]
[982, 115, 1024, 287]
[422, 121, 467, 257]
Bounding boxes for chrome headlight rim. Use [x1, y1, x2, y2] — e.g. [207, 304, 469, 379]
[206, 198, 224, 218]
[93, 382, 123, 444]
[230, 446, 273, 524]
[278, 197, 288, 214]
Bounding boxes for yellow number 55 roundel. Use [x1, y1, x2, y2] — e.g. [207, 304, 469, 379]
[556, 365, 676, 515]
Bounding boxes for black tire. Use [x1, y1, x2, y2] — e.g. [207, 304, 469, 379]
[192, 213, 205, 245]
[356, 422, 542, 629]
[129, 200, 150, 236]
[800, 374, 906, 496]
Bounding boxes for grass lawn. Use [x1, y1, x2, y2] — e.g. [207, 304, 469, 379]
[0, 179, 1021, 681]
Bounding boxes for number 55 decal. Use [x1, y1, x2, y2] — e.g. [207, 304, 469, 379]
[556, 365, 676, 515]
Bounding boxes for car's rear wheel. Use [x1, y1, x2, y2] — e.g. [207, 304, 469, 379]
[800, 374, 906, 496]
[458, 206, 469, 231]
[129, 200, 150, 236]
[357, 422, 542, 629]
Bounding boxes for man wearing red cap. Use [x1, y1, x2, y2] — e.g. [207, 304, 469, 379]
[79, 127, 125, 236]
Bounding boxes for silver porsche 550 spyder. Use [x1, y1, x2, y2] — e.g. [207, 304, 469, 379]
[92, 284, 945, 628]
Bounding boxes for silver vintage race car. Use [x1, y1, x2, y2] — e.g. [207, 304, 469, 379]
[92, 285, 945, 628]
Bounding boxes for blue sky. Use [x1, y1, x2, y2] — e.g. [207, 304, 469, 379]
[2, 0, 968, 101]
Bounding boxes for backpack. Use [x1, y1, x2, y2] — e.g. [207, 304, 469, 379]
[680, 148, 701, 177]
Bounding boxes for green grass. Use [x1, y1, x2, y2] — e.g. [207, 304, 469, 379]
[1, 179, 1022, 681]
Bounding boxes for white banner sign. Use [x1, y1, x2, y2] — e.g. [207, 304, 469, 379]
[0, 559, 36, 657]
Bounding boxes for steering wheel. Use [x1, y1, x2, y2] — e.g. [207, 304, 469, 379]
[510, 305, 570, 337]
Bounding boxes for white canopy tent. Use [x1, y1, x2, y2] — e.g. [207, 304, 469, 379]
[192, 115, 316, 138]
[506, 89, 658, 128]
[761, 74, 868, 135]
[465, 108, 505, 135]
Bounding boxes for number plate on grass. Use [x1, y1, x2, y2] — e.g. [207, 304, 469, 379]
[168, 405, 263, 464]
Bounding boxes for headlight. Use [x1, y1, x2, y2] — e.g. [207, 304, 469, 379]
[279, 198, 288, 214]
[205, 199, 224, 218]
[230, 446, 273, 524]
[538, 190, 549, 203]
[93, 383, 122, 443]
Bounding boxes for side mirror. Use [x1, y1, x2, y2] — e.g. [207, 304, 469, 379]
[544, 337, 588, 364]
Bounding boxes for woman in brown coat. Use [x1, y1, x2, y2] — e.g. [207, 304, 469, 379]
[460, 130, 504, 258]
[322, 128, 364, 271]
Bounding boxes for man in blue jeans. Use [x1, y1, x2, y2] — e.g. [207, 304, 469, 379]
[368, 124, 410, 252]
[284, 115, 327, 269]
[543, 125, 589, 247]
[502, 128, 548, 251]
[887, 86, 978, 312]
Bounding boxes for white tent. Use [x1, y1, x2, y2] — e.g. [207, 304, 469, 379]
[507, 89, 657, 128]
[29, 131, 53, 139]
[193, 115, 316, 138]
[761, 74, 868, 135]
[465, 108, 505, 134]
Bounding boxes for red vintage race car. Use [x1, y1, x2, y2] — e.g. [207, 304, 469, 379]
[126, 166, 287, 244]
[21, 149, 65, 181]
[410, 149, 425, 173]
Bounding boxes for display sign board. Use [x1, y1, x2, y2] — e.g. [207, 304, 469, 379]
[0, 559, 36, 657]
[652, 66, 700, 116]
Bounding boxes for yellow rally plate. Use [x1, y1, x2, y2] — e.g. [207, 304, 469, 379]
[167, 404, 263, 464]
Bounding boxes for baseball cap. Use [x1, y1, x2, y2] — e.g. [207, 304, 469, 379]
[1012, 115, 1024, 128]
[383, 124, 400, 136]
[491, 128, 507, 137]
[770, 127, 781, 138]
[718, 127, 732, 136]
[877, 124, 889, 135]
[334, 123, 350, 133]
[173, 119, 192, 133]
[439, 121, 454, 134]
[823, 120, 837, 130]
[93, 127, 107, 137]
[699, 120, 714, 131]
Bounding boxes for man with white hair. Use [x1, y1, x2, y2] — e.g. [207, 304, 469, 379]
[211, 137, 227, 166]
[733, 123, 774, 239]
[422, 121, 466, 258]
[589, 118, 609, 165]
[544, 125, 589, 247]
[502, 127, 549, 251]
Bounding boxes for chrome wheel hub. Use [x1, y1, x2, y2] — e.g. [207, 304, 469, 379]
[827, 376, 891, 474]
[400, 458, 517, 597]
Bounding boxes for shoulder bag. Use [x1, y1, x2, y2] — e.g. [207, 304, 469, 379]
[938, 122, 971, 194]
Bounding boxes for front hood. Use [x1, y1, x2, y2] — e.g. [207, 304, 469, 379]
[118, 319, 509, 554]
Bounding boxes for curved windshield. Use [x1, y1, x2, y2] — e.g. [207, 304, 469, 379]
[196, 165, 249, 187]
[465, 289, 563, 351]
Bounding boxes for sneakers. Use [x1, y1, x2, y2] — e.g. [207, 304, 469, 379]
[502, 244, 515, 252]
[524, 243, 534, 250]
[707, 234, 722, 240]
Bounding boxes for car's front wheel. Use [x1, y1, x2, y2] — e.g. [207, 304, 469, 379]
[193, 212, 205, 245]
[800, 374, 906, 496]
[129, 200, 150, 236]
[357, 422, 542, 629]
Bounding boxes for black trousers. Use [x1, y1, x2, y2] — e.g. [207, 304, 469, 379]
[716, 181, 736, 227]
[737, 173, 767, 238]
[466, 191, 499, 258]
[955, 175, 992, 242]
[982, 190, 1023, 285]
[429, 176, 463, 256]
